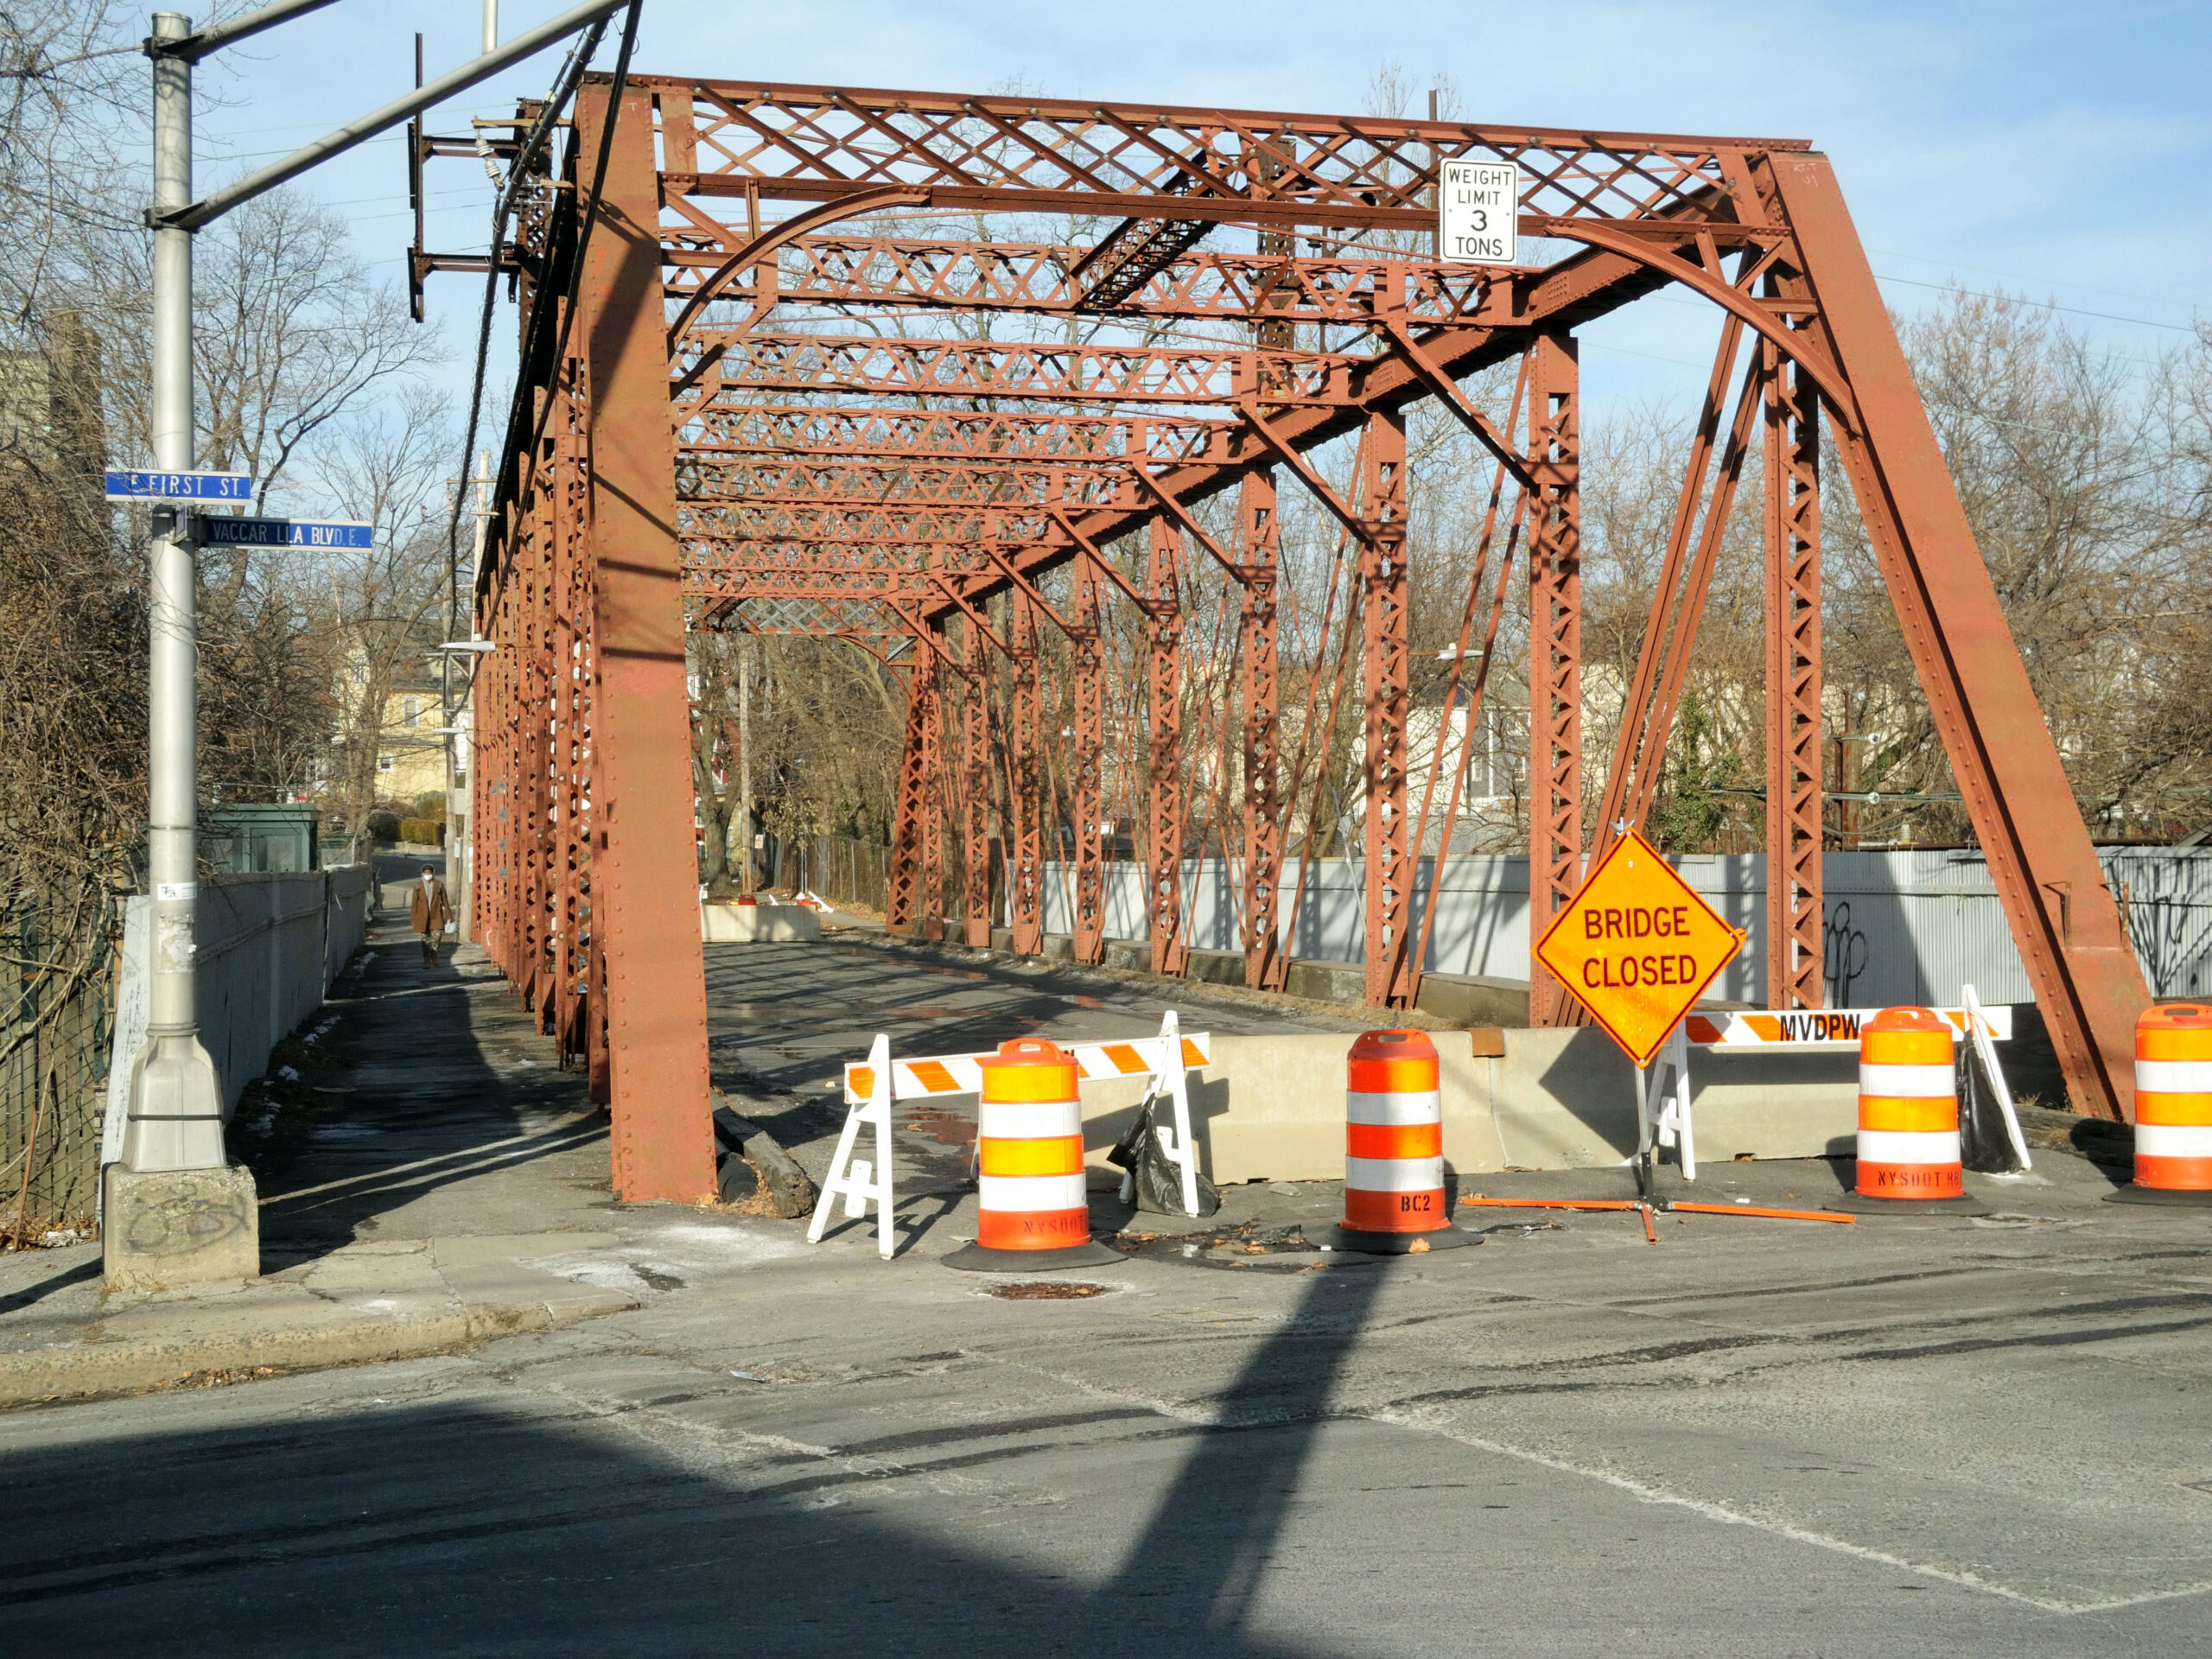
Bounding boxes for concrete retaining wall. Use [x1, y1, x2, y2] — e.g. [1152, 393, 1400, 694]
[702, 902, 821, 942]
[104, 866, 377, 1162]
[1071, 1027, 1860, 1185]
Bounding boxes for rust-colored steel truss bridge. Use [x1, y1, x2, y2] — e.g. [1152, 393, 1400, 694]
[453, 76, 2147, 1201]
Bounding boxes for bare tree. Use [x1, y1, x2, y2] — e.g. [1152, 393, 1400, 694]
[311, 385, 457, 831]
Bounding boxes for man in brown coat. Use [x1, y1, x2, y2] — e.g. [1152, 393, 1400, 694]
[408, 865, 454, 964]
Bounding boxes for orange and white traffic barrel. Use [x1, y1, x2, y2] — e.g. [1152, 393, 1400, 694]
[2110, 1004, 2212, 1207]
[1828, 1006, 1986, 1215]
[944, 1038, 1120, 1270]
[1325, 1029, 1474, 1254]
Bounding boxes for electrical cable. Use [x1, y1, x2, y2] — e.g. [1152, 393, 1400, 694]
[434, 0, 635, 802]
[477, 0, 640, 596]
[441, 9, 616, 607]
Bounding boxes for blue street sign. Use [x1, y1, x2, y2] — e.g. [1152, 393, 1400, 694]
[104, 469, 253, 502]
[288, 519, 375, 550]
[194, 515, 374, 550]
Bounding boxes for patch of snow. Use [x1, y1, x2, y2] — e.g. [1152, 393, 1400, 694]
[531, 1254, 647, 1293]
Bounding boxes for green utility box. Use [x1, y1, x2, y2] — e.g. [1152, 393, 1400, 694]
[202, 803, 321, 873]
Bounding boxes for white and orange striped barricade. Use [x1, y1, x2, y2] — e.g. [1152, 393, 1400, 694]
[2110, 1003, 2212, 1207]
[1638, 1022, 1694, 1182]
[1657, 1000, 2021, 1188]
[1683, 1004, 2013, 1049]
[1325, 1029, 1474, 1255]
[810, 1033, 896, 1258]
[837, 1018, 1214, 1221]
[943, 1038, 1124, 1272]
[1827, 1006, 1988, 1215]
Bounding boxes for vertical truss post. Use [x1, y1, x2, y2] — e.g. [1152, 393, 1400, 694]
[1145, 514, 1187, 976]
[550, 342, 594, 1065]
[572, 80, 717, 1203]
[528, 440, 556, 1030]
[474, 528, 512, 981]
[1358, 411, 1412, 1007]
[1764, 333, 1825, 1010]
[1526, 333, 1583, 1027]
[1251, 142, 1295, 352]
[1071, 554, 1107, 964]
[919, 632, 947, 942]
[1770, 155, 2147, 1118]
[886, 647, 931, 938]
[517, 481, 553, 1020]
[962, 620, 992, 947]
[1009, 594, 1045, 956]
[1239, 469, 1285, 991]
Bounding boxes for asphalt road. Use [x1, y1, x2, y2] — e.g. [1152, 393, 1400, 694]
[9, 921, 2209, 1655]
[6, 1154, 2210, 1654]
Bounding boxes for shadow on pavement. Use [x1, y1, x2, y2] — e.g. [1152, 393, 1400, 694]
[0, 1255, 1392, 1652]
[245, 864, 605, 1265]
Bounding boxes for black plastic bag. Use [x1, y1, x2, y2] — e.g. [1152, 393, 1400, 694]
[1957, 1037, 2027, 1174]
[1106, 1093, 1220, 1217]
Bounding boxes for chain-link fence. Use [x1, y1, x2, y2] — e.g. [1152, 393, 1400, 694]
[807, 836, 889, 916]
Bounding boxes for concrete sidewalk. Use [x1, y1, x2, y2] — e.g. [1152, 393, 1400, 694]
[0, 900, 652, 1407]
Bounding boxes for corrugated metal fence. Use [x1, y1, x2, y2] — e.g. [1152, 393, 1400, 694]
[1031, 849, 2212, 1005]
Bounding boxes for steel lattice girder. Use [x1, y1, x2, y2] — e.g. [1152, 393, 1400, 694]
[1144, 514, 1185, 977]
[1523, 335, 1583, 1028]
[1069, 561, 1107, 965]
[666, 236, 1503, 325]
[645, 79, 1798, 232]
[677, 459, 1149, 509]
[1764, 331, 1825, 1013]
[675, 331, 1367, 405]
[1007, 594, 1045, 956]
[683, 499, 1073, 545]
[1357, 411, 1414, 1009]
[960, 622, 992, 946]
[676, 404, 1238, 465]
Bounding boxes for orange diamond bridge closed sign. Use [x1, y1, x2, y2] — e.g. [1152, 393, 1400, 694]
[1534, 830, 1745, 1066]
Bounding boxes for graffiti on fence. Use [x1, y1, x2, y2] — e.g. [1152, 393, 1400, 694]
[1823, 900, 1870, 1007]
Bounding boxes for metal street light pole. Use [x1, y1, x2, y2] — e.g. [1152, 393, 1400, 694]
[120, 10, 226, 1173]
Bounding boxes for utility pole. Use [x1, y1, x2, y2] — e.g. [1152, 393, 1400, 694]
[109, 0, 628, 1297]
[119, 12, 228, 1182]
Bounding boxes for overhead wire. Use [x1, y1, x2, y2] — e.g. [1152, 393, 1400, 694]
[502, 2, 644, 526]
[437, 1, 634, 753]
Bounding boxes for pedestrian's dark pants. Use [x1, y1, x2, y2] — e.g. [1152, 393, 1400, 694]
[421, 930, 438, 963]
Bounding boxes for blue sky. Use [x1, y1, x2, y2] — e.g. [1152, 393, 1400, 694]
[184, 0, 2210, 433]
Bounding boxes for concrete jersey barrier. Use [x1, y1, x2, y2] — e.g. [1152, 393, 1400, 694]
[1060, 1026, 1866, 1185]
